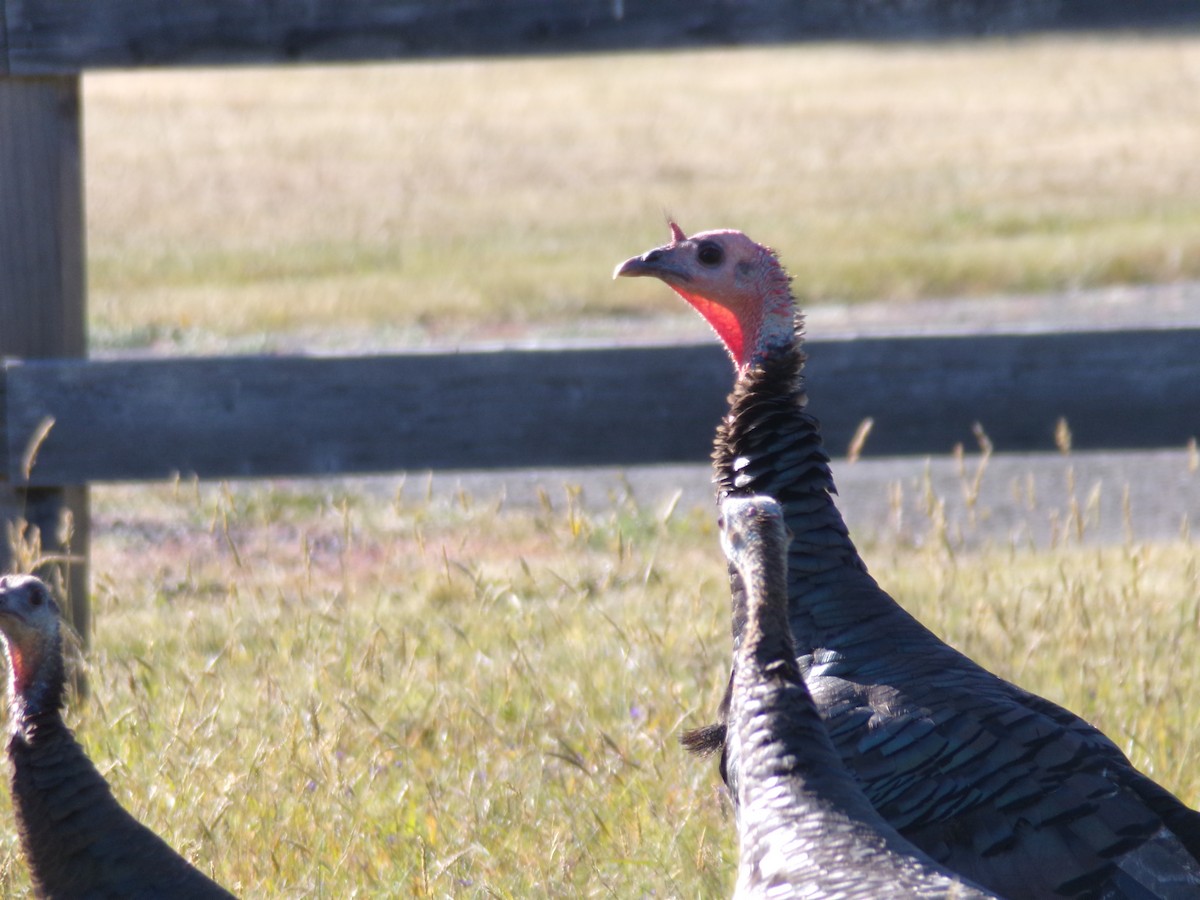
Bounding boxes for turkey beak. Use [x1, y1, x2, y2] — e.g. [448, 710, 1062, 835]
[612, 247, 691, 283]
[0, 592, 20, 623]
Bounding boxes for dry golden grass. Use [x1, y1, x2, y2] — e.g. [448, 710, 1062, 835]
[3, 483, 738, 898]
[1, 472, 1198, 897]
[85, 34, 1200, 349]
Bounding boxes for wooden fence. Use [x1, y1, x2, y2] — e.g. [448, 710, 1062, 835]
[5, 330, 1200, 486]
[2, 0, 1199, 643]
[2, 0, 1193, 73]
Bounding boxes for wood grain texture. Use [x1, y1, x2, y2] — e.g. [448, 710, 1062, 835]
[0, 76, 86, 357]
[0, 2, 9, 71]
[0, 0, 758, 74]
[0, 74, 89, 639]
[804, 328, 1200, 456]
[2, 344, 730, 484]
[4, 0, 1177, 75]
[2, 329, 1197, 486]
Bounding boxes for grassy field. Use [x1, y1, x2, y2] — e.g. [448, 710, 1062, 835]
[0, 469, 1198, 897]
[84, 33, 1200, 350]
[1, 31, 1192, 898]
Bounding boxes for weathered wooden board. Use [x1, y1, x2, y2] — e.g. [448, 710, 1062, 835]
[0, 0, 789, 74]
[0, 74, 90, 638]
[4, 0, 1189, 76]
[0, 76, 86, 357]
[806, 328, 1200, 456]
[2, 345, 732, 484]
[3, 329, 1198, 487]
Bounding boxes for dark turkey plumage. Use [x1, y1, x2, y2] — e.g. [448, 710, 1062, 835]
[0, 573, 236, 899]
[722, 495, 999, 899]
[615, 225, 1200, 899]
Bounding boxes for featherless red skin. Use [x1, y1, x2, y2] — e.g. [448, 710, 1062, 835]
[613, 224, 795, 370]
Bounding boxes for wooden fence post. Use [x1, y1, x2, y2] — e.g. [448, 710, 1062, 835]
[0, 75, 91, 646]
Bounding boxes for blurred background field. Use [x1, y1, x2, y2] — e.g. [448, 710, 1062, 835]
[85, 33, 1200, 352]
[1, 29, 1198, 898]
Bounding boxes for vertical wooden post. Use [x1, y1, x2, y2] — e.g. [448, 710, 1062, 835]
[0, 75, 91, 645]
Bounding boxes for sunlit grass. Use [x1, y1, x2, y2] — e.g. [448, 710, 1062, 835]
[2, 483, 737, 897]
[1, 467, 1198, 896]
[85, 34, 1200, 349]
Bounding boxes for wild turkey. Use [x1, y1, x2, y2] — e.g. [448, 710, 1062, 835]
[721, 494, 999, 899]
[0, 573, 236, 899]
[615, 224, 1200, 898]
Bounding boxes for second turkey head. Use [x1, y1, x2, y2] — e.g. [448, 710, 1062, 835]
[0, 575, 63, 714]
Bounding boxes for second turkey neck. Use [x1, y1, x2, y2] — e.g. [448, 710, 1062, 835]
[715, 338, 879, 651]
[6, 639, 66, 746]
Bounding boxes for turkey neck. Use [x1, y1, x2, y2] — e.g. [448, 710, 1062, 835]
[8, 704, 91, 810]
[5, 645, 99, 896]
[733, 512, 795, 684]
[715, 338, 889, 653]
[732, 530, 881, 824]
[724, 532, 878, 820]
[6, 634, 77, 814]
[6, 637, 66, 748]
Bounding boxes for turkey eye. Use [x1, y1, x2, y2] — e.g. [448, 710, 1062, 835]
[696, 242, 723, 266]
[30, 590, 43, 607]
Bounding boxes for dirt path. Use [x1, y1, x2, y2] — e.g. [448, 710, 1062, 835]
[404, 281, 1200, 548]
[408, 445, 1196, 550]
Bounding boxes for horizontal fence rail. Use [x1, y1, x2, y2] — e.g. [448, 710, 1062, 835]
[3, 327, 1198, 487]
[3, 0, 1195, 75]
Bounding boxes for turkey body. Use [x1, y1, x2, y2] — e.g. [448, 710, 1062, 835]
[10, 721, 236, 899]
[722, 495, 999, 900]
[718, 342, 1200, 899]
[0, 574, 235, 899]
[615, 226, 1200, 899]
